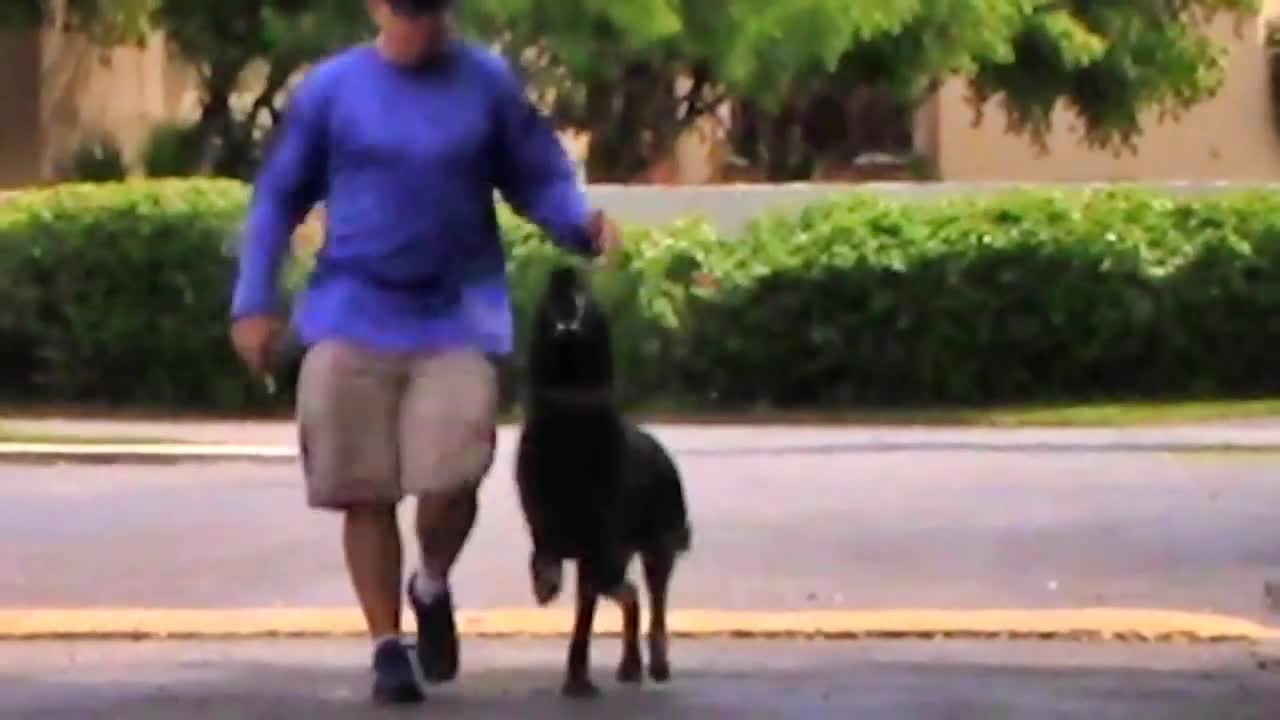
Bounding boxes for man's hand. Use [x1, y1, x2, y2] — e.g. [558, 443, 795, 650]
[586, 209, 622, 259]
[230, 314, 283, 378]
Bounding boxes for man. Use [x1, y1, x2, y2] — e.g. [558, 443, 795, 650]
[228, 0, 620, 705]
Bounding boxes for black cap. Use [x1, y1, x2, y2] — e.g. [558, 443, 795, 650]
[387, 0, 452, 17]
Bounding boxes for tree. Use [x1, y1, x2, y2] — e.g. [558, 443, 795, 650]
[11, 1, 1263, 181]
[458, 0, 921, 181]
[460, 0, 1263, 181]
[4, 0, 368, 178]
[152, 0, 369, 177]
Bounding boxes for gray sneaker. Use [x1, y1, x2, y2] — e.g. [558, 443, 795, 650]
[371, 638, 424, 705]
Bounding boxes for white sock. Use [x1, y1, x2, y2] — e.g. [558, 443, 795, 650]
[414, 570, 445, 602]
[372, 634, 399, 651]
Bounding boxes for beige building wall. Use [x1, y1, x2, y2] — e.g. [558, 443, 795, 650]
[0, 30, 199, 188]
[929, 6, 1280, 181]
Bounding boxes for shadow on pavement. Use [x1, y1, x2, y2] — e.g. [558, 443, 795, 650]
[6, 652, 1280, 719]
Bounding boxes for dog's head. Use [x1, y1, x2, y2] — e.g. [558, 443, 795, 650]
[545, 266, 592, 336]
[529, 265, 613, 394]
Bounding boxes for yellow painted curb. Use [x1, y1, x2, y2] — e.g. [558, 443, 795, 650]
[2, 608, 1278, 642]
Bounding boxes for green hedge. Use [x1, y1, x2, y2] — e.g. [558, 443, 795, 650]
[679, 191, 1280, 406]
[3, 180, 1280, 412]
[0, 180, 258, 409]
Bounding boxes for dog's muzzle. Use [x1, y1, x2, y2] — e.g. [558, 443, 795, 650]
[553, 294, 587, 336]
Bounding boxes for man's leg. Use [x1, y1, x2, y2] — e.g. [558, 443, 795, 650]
[345, 505, 403, 640]
[416, 489, 479, 580]
[298, 341, 421, 704]
[400, 350, 499, 683]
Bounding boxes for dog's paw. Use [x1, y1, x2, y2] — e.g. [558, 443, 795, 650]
[561, 676, 600, 699]
[617, 655, 644, 684]
[650, 637, 671, 682]
[531, 561, 563, 606]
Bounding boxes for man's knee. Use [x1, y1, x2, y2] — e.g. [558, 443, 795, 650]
[416, 487, 479, 538]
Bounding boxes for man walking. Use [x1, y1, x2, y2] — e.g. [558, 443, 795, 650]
[229, 0, 620, 705]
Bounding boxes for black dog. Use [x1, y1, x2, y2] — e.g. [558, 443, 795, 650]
[515, 265, 692, 698]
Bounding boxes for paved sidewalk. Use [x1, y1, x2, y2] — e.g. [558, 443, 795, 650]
[4, 638, 1279, 719]
[1, 417, 296, 446]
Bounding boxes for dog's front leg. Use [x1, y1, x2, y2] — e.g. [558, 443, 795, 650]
[530, 550, 563, 606]
[562, 566, 600, 699]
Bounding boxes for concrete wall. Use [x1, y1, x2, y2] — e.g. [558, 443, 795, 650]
[38, 31, 199, 180]
[4, 178, 1276, 236]
[586, 181, 1280, 236]
[930, 8, 1280, 181]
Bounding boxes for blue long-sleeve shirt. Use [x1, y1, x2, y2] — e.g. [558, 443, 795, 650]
[230, 42, 594, 356]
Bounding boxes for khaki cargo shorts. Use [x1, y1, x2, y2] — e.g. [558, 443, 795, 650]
[296, 341, 500, 510]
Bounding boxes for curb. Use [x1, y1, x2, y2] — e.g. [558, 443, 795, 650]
[5, 439, 1280, 464]
[0, 443, 296, 465]
[3, 608, 1277, 643]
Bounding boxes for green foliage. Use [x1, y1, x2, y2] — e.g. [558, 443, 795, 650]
[0, 179, 265, 409]
[680, 188, 1280, 407]
[154, 0, 368, 83]
[7, 180, 1280, 413]
[1, 1, 370, 179]
[24, 1, 1259, 182]
[0, 0, 44, 29]
[967, 0, 1261, 151]
[155, 0, 371, 178]
[0, 0, 157, 43]
[460, 0, 1262, 179]
[62, 136, 128, 182]
[141, 121, 205, 178]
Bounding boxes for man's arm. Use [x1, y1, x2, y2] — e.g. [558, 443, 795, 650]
[491, 61, 597, 256]
[230, 73, 330, 320]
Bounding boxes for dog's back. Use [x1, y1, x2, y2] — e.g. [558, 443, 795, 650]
[621, 424, 692, 556]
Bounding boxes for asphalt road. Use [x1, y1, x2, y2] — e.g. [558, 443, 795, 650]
[3, 436, 1280, 619]
[3, 638, 1279, 719]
